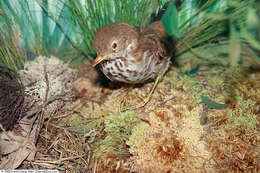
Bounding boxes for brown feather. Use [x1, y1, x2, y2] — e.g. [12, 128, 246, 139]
[132, 21, 172, 63]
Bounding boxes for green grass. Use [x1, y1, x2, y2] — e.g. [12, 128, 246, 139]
[43, 0, 162, 60]
[0, 0, 260, 71]
[0, 21, 26, 71]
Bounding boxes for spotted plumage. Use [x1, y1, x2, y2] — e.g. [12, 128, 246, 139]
[93, 21, 172, 84]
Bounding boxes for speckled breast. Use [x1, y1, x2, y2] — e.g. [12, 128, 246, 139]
[100, 51, 170, 84]
[100, 56, 156, 84]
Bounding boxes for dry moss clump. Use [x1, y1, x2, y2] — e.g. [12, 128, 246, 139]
[125, 67, 217, 173]
[127, 120, 187, 173]
[204, 70, 260, 172]
[153, 135, 183, 164]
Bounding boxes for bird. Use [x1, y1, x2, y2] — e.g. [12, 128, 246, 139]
[92, 5, 175, 110]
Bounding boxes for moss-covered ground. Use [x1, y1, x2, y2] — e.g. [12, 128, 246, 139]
[32, 55, 259, 172]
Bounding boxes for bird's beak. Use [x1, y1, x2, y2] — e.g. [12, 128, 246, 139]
[92, 55, 108, 67]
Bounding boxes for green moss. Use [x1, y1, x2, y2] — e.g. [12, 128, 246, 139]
[181, 75, 206, 103]
[227, 98, 258, 137]
[206, 70, 259, 171]
[230, 113, 257, 135]
[103, 111, 138, 143]
[66, 103, 139, 166]
[63, 103, 104, 142]
[67, 113, 85, 130]
[126, 122, 150, 150]
[93, 110, 138, 159]
[209, 74, 224, 88]
[182, 76, 197, 91]
[223, 67, 251, 102]
[167, 68, 179, 79]
[224, 68, 258, 137]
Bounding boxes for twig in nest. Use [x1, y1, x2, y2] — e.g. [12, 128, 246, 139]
[34, 155, 84, 164]
[34, 64, 50, 143]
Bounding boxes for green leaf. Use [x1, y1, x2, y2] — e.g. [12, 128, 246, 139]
[161, 0, 183, 38]
[201, 95, 228, 109]
[184, 64, 200, 75]
[161, 0, 169, 5]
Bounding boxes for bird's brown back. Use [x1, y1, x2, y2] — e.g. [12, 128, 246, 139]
[131, 20, 173, 63]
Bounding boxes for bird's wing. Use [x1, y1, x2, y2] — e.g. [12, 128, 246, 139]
[133, 23, 172, 62]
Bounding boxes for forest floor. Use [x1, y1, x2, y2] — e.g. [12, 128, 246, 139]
[23, 58, 260, 172]
[1, 55, 259, 172]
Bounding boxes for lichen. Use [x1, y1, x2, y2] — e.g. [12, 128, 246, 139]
[19, 55, 77, 116]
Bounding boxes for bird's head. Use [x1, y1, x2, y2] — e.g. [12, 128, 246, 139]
[92, 23, 139, 67]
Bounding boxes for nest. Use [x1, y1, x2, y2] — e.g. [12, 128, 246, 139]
[0, 66, 25, 131]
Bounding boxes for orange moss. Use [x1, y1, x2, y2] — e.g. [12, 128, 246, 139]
[209, 132, 259, 172]
[206, 72, 260, 172]
[210, 110, 228, 128]
[95, 155, 130, 173]
[152, 135, 183, 165]
[171, 106, 187, 118]
[153, 110, 170, 122]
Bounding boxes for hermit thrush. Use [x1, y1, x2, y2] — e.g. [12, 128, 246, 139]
[92, 6, 174, 109]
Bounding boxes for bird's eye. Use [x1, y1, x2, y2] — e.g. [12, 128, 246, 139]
[112, 43, 117, 49]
